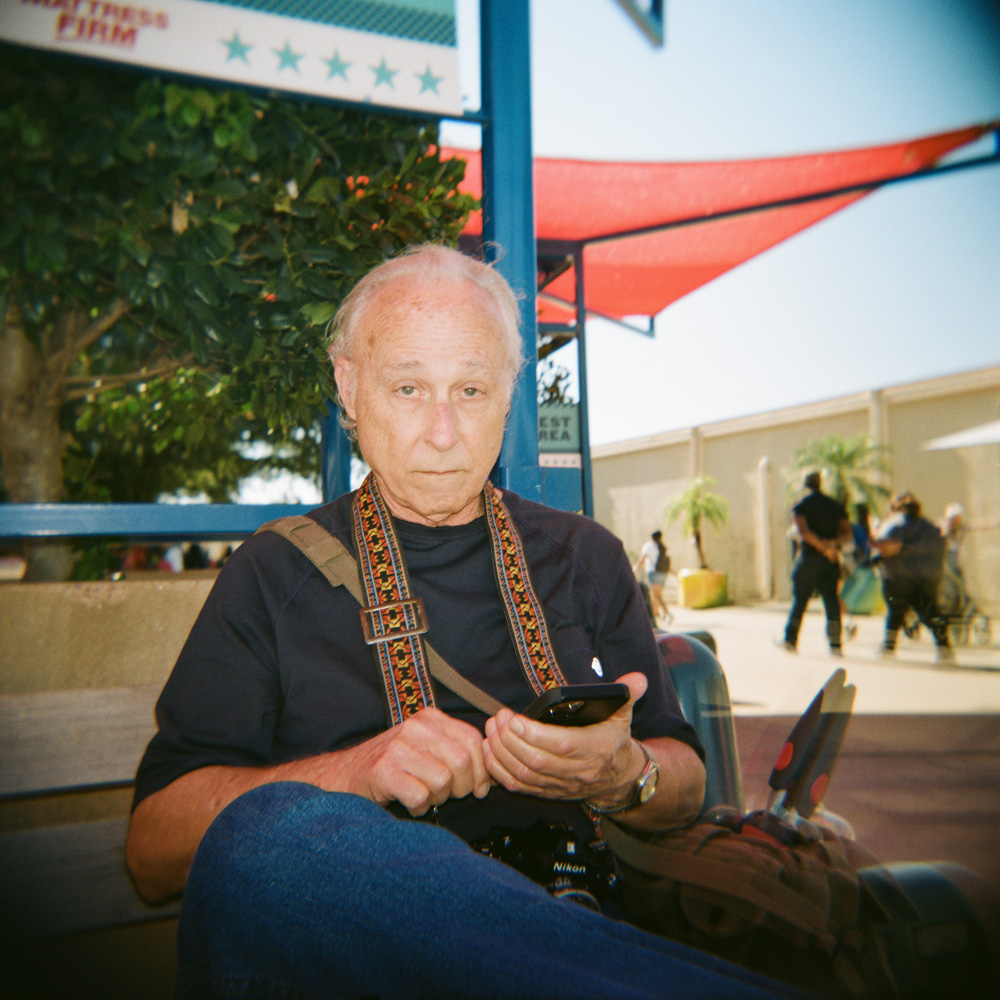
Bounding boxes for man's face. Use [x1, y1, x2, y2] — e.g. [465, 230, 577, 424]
[334, 276, 513, 526]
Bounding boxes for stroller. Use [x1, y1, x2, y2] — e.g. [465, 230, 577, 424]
[938, 563, 992, 646]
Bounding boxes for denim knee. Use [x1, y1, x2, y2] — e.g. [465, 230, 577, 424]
[178, 784, 395, 997]
[187, 782, 381, 906]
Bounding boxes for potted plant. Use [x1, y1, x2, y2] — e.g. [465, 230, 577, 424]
[665, 475, 730, 608]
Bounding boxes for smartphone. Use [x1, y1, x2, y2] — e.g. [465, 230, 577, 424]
[524, 683, 630, 727]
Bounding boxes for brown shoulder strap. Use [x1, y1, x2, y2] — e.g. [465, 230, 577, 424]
[256, 516, 507, 718]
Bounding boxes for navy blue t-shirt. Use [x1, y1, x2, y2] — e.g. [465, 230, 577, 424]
[793, 491, 848, 549]
[133, 489, 702, 843]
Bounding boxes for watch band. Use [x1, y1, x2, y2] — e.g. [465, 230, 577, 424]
[585, 741, 657, 816]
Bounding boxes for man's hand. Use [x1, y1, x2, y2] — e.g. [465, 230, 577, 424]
[344, 707, 491, 816]
[482, 672, 648, 803]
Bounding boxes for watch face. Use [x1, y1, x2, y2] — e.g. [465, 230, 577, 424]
[638, 761, 660, 804]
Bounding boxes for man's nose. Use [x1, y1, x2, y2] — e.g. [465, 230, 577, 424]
[426, 399, 460, 450]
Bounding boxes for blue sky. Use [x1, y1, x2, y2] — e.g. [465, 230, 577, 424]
[442, 0, 1000, 447]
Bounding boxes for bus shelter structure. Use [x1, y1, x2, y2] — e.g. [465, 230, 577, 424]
[0, 0, 996, 549]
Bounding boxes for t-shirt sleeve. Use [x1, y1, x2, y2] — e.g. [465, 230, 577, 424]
[131, 535, 295, 810]
[590, 543, 705, 762]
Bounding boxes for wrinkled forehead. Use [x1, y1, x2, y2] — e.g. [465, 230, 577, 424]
[352, 274, 508, 357]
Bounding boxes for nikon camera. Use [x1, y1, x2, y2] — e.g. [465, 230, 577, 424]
[472, 819, 618, 911]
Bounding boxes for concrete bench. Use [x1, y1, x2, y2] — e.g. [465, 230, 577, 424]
[0, 684, 178, 939]
[0, 578, 212, 998]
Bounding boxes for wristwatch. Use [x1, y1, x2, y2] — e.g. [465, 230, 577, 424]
[585, 741, 660, 816]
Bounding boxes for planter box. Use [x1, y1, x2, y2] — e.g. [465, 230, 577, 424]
[678, 568, 728, 609]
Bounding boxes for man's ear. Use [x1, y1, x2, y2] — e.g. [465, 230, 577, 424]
[334, 358, 357, 420]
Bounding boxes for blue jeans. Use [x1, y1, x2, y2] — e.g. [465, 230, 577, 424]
[176, 783, 811, 1000]
[882, 574, 950, 649]
[784, 553, 841, 649]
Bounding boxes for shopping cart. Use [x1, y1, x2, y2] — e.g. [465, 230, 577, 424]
[938, 566, 992, 646]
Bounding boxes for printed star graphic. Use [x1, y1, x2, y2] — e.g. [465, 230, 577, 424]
[274, 41, 304, 72]
[324, 50, 351, 80]
[222, 32, 252, 63]
[416, 65, 443, 94]
[371, 58, 398, 88]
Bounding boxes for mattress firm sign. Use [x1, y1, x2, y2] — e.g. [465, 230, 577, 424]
[538, 402, 580, 453]
[1, 0, 461, 115]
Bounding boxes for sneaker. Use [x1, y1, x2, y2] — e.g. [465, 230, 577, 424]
[878, 645, 895, 659]
[774, 639, 796, 653]
[844, 622, 858, 642]
[830, 646, 843, 657]
[935, 647, 956, 666]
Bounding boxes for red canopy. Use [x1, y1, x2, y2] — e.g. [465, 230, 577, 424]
[443, 123, 994, 323]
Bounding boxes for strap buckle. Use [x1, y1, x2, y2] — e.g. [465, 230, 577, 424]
[360, 597, 429, 645]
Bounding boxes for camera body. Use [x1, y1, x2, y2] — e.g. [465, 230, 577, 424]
[473, 819, 617, 910]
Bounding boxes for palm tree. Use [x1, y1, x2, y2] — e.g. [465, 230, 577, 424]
[788, 434, 892, 512]
[665, 476, 729, 570]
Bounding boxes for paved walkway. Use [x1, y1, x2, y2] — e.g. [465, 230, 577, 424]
[663, 600, 1000, 717]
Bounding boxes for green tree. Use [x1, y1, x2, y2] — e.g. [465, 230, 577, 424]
[63, 368, 320, 505]
[665, 475, 729, 570]
[0, 49, 475, 579]
[788, 434, 891, 513]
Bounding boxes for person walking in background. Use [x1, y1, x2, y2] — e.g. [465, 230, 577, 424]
[634, 530, 673, 627]
[871, 492, 953, 664]
[841, 502, 875, 640]
[778, 471, 851, 656]
[850, 503, 874, 569]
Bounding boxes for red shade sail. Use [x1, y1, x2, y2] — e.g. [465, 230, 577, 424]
[442, 123, 995, 323]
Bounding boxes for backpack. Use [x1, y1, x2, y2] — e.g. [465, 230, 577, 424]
[603, 810, 898, 1000]
[655, 550, 671, 574]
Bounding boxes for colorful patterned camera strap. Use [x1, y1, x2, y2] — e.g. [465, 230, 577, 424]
[352, 473, 566, 726]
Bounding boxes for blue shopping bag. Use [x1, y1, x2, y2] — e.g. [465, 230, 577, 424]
[841, 565, 884, 615]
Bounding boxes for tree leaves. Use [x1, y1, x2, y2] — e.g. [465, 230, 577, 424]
[0, 46, 476, 517]
[665, 476, 729, 570]
[788, 435, 891, 513]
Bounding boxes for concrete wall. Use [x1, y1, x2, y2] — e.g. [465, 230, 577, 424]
[0, 576, 214, 695]
[592, 365, 1000, 614]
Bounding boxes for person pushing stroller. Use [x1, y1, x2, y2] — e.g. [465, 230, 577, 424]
[870, 492, 953, 664]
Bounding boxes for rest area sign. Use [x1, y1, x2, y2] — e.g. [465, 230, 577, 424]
[538, 402, 579, 453]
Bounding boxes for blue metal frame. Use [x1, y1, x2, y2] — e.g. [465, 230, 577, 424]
[479, 0, 543, 504]
[320, 403, 352, 502]
[0, 503, 306, 541]
[573, 248, 595, 517]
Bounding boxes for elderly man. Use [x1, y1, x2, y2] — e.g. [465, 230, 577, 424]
[126, 245, 801, 999]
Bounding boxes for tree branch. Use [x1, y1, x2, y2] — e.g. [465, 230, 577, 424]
[75, 297, 132, 354]
[63, 353, 197, 400]
[45, 297, 133, 396]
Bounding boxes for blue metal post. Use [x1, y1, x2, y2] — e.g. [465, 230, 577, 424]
[321, 402, 352, 501]
[574, 247, 594, 517]
[480, 0, 542, 502]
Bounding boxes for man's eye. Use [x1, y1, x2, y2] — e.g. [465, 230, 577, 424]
[462, 387, 482, 397]
[398, 385, 416, 396]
